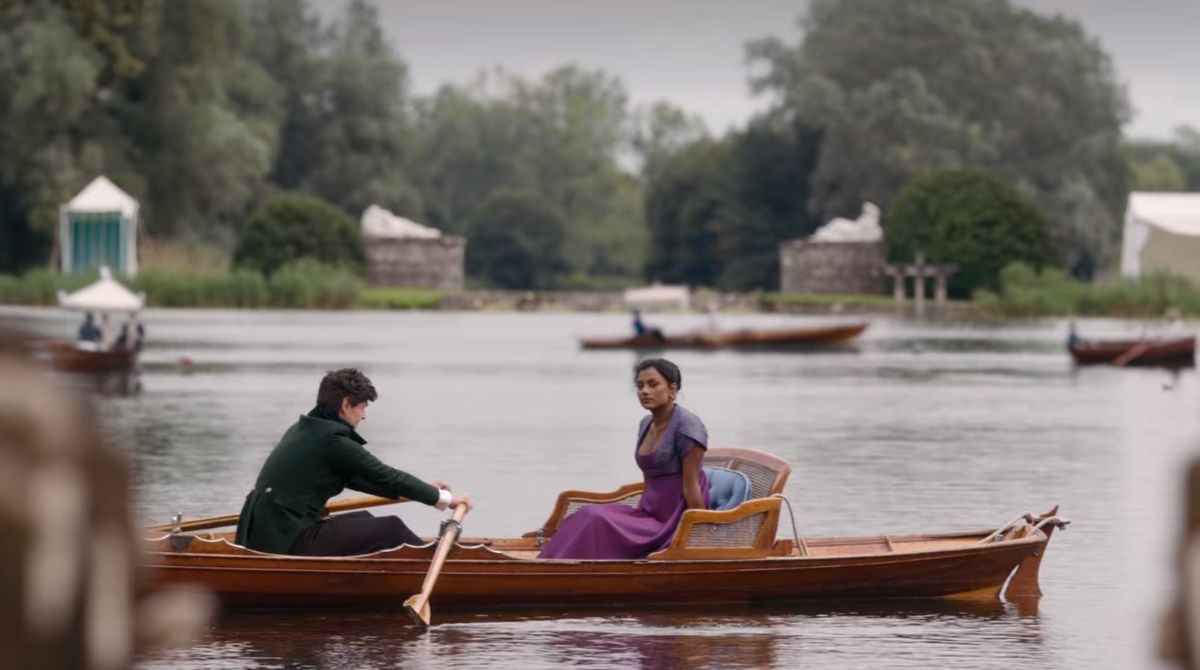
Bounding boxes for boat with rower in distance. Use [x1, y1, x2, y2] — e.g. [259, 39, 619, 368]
[143, 447, 1068, 613]
[580, 322, 868, 350]
[1068, 336, 1195, 367]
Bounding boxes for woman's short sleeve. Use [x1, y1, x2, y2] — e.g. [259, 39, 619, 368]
[673, 409, 708, 461]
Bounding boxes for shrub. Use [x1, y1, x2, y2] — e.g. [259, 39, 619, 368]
[233, 193, 365, 277]
[887, 169, 1057, 298]
[130, 270, 268, 308]
[975, 262, 1200, 317]
[268, 260, 364, 309]
[0, 269, 97, 305]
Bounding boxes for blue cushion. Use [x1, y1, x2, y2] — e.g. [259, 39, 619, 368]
[704, 466, 751, 511]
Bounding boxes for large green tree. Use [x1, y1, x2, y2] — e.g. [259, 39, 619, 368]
[255, 0, 420, 218]
[643, 119, 821, 290]
[887, 169, 1057, 297]
[630, 101, 709, 180]
[0, 1, 146, 272]
[1126, 126, 1200, 192]
[643, 139, 731, 287]
[748, 0, 1131, 277]
[411, 66, 648, 282]
[466, 190, 569, 290]
[242, 0, 323, 190]
[140, 0, 281, 242]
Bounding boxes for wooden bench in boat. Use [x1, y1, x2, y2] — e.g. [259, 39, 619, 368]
[522, 446, 792, 559]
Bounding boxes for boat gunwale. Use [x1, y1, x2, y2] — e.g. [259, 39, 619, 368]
[143, 526, 1050, 569]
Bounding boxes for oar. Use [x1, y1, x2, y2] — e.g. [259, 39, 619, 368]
[144, 494, 406, 534]
[404, 503, 469, 628]
[1113, 342, 1151, 367]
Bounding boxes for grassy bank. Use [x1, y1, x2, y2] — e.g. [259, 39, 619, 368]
[975, 263, 1200, 317]
[0, 262, 439, 310]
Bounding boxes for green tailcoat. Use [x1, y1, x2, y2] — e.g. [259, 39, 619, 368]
[234, 413, 440, 554]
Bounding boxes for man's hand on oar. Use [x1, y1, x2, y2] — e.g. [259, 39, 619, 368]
[404, 500, 471, 628]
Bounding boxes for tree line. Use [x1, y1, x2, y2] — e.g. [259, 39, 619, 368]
[1, 0, 1197, 291]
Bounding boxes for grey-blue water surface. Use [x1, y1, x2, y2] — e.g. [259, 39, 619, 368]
[3, 307, 1196, 670]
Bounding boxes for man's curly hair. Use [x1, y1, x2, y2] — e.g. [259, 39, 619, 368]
[316, 368, 378, 411]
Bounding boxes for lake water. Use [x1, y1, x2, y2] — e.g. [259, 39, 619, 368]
[3, 307, 1197, 670]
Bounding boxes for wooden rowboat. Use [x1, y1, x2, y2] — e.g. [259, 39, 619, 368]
[143, 448, 1067, 612]
[1068, 336, 1195, 367]
[579, 322, 868, 350]
[29, 339, 138, 373]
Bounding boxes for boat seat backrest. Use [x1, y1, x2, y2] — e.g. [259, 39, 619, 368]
[703, 447, 790, 500]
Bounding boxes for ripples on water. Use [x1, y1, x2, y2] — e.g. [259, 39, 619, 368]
[1, 307, 1196, 669]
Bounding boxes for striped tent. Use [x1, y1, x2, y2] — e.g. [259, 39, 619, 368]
[59, 176, 140, 276]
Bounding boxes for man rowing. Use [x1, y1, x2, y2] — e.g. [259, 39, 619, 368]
[235, 368, 471, 555]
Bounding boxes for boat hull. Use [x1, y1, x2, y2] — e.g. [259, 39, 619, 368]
[580, 323, 868, 350]
[30, 339, 138, 373]
[144, 527, 1049, 611]
[1068, 336, 1195, 367]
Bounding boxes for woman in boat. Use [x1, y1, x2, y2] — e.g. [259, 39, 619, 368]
[539, 358, 708, 559]
[235, 368, 472, 556]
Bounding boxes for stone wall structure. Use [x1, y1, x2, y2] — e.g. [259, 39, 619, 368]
[779, 239, 885, 294]
[365, 236, 466, 291]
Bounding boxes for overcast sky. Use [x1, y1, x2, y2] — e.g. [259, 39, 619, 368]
[313, 0, 1199, 140]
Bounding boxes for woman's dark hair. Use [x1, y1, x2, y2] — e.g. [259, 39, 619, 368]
[635, 358, 682, 389]
[316, 368, 378, 411]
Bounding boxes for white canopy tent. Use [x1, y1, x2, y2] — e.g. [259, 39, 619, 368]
[1121, 192, 1200, 285]
[624, 283, 690, 311]
[57, 266, 145, 312]
[59, 176, 141, 276]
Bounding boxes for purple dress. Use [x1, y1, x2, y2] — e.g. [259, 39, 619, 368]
[539, 405, 709, 559]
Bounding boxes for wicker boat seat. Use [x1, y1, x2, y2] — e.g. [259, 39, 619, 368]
[525, 446, 791, 558]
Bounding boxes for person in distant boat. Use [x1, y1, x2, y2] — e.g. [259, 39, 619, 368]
[235, 368, 472, 556]
[539, 358, 708, 559]
[1067, 321, 1083, 348]
[78, 311, 101, 344]
[1166, 308, 1185, 335]
[704, 302, 720, 338]
[115, 315, 145, 352]
[632, 309, 666, 343]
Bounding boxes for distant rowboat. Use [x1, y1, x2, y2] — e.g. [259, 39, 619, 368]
[29, 339, 138, 373]
[580, 322, 868, 350]
[1068, 336, 1195, 367]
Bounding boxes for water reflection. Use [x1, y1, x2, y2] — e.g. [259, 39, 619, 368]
[137, 597, 1048, 670]
[58, 369, 143, 396]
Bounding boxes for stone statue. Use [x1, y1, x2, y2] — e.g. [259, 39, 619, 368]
[811, 202, 883, 243]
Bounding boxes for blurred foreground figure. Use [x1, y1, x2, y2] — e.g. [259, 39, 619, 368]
[1162, 459, 1200, 668]
[0, 331, 212, 670]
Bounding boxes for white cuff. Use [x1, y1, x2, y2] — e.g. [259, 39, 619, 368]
[435, 488, 452, 511]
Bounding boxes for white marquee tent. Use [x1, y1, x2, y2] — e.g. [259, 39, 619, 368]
[1120, 192, 1200, 285]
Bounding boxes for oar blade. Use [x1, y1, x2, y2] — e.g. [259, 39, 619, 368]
[403, 595, 431, 628]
